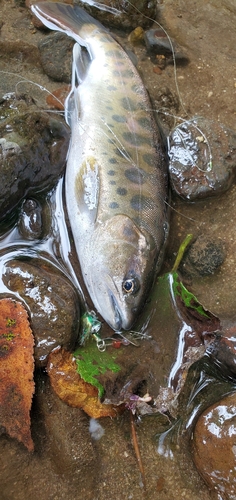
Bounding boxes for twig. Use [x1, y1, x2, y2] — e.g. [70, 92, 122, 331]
[130, 411, 146, 492]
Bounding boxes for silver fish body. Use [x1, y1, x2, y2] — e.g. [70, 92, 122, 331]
[32, 2, 169, 331]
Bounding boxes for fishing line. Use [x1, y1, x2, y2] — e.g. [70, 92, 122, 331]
[124, 0, 187, 115]
[0, 70, 65, 112]
[79, 0, 121, 15]
[124, 1, 213, 174]
[98, 117, 134, 163]
[162, 199, 199, 223]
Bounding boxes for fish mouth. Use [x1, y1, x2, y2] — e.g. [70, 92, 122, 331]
[109, 291, 135, 332]
[109, 292, 122, 332]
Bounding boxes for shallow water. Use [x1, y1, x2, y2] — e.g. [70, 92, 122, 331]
[0, 1, 236, 499]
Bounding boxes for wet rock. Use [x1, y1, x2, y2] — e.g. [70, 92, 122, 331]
[192, 392, 236, 499]
[73, 0, 157, 29]
[0, 95, 70, 219]
[180, 235, 226, 278]
[34, 374, 97, 497]
[168, 117, 236, 200]
[144, 29, 189, 65]
[2, 258, 80, 367]
[18, 198, 43, 240]
[38, 32, 74, 83]
[206, 327, 236, 378]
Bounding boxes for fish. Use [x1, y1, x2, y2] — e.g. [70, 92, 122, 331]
[31, 2, 169, 331]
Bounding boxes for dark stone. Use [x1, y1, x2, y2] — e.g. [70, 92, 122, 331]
[169, 117, 236, 200]
[2, 258, 80, 367]
[144, 28, 189, 65]
[38, 32, 74, 83]
[0, 98, 70, 220]
[180, 235, 226, 277]
[73, 0, 157, 29]
[206, 327, 236, 378]
[18, 199, 43, 240]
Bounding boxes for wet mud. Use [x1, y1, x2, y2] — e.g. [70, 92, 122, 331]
[0, 1, 236, 499]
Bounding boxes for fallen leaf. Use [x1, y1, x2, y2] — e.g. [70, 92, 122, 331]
[74, 340, 121, 398]
[47, 347, 123, 418]
[46, 85, 71, 110]
[0, 298, 35, 451]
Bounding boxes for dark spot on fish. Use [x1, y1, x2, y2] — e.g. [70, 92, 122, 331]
[112, 114, 126, 123]
[125, 168, 145, 184]
[106, 49, 123, 58]
[109, 158, 118, 164]
[107, 85, 117, 91]
[137, 117, 151, 129]
[130, 194, 154, 212]
[131, 84, 138, 93]
[123, 225, 134, 237]
[109, 180, 116, 185]
[143, 153, 155, 166]
[117, 187, 127, 196]
[113, 70, 121, 77]
[120, 69, 135, 79]
[120, 97, 139, 112]
[123, 131, 151, 146]
[108, 139, 114, 144]
[108, 170, 116, 175]
[106, 106, 113, 110]
[109, 202, 119, 209]
[131, 83, 146, 96]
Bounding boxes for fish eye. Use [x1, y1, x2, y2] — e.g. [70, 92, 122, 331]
[122, 277, 140, 295]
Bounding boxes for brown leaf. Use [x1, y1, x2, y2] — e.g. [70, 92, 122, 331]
[47, 347, 123, 418]
[46, 85, 71, 111]
[0, 298, 35, 451]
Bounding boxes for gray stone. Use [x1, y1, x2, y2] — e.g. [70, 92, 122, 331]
[144, 28, 189, 65]
[181, 235, 226, 277]
[168, 117, 236, 200]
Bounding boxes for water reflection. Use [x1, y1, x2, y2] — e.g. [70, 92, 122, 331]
[0, 177, 85, 304]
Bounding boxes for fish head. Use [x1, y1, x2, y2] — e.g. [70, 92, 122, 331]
[83, 215, 157, 331]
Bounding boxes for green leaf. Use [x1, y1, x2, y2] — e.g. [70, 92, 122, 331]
[74, 341, 121, 398]
[172, 272, 210, 318]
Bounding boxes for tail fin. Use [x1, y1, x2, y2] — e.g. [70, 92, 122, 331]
[31, 2, 107, 46]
